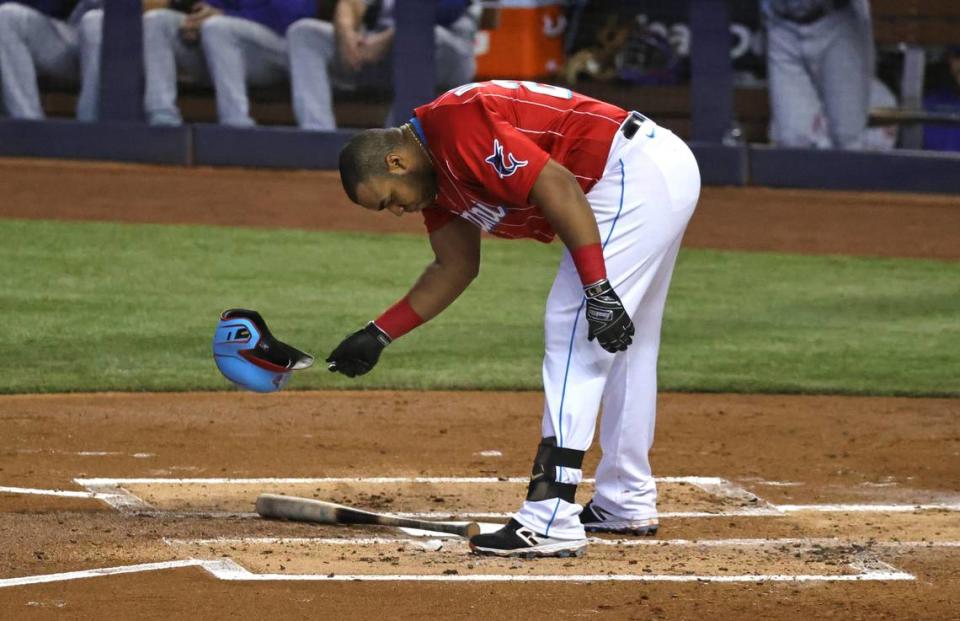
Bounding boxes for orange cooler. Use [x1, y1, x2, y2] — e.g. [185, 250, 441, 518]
[475, 0, 567, 79]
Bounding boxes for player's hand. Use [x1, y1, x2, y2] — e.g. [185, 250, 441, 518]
[325, 322, 391, 377]
[360, 27, 395, 64]
[179, 2, 222, 44]
[584, 279, 634, 353]
[337, 30, 364, 72]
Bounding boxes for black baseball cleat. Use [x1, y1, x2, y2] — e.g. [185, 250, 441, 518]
[579, 500, 659, 536]
[469, 519, 588, 559]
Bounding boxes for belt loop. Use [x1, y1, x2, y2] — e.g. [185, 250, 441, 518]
[621, 112, 642, 140]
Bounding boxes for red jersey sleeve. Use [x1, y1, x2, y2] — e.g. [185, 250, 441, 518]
[425, 100, 550, 202]
[422, 205, 456, 233]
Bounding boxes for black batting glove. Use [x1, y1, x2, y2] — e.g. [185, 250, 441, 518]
[326, 322, 391, 377]
[584, 279, 634, 353]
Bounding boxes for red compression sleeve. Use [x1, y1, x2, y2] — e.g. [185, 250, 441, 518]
[570, 243, 607, 286]
[374, 297, 424, 340]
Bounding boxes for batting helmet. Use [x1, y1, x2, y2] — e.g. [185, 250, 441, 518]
[212, 309, 314, 393]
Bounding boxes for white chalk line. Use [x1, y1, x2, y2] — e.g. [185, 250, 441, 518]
[779, 503, 960, 513]
[163, 536, 960, 549]
[77, 484, 153, 511]
[389, 509, 780, 519]
[68, 476, 960, 517]
[200, 558, 914, 583]
[2, 477, 950, 587]
[207, 571, 916, 583]
[0, 486, 127, 501]
[0, 560, 208, 589]
[1, 557, 909, 587]
[69, 475, 768, 518]
[72, 475, 771, 516]
[74, 476, 726, 486]
[14, 450, 155, 458]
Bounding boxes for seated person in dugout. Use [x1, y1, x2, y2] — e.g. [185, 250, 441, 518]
[0, 0, 102, 121]
[287, 0, 478, 130]
[142, 0, 315, 127]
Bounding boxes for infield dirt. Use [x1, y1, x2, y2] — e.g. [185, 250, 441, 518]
[1, 158, 959, 620]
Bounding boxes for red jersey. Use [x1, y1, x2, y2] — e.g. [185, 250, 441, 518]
[413, 80, 628, 243]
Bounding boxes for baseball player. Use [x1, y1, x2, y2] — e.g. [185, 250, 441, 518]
[327, 80, 700, 558]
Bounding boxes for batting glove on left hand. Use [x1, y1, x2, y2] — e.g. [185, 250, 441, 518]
[584, 279, 634, 353]
[326, 322, 391, 377]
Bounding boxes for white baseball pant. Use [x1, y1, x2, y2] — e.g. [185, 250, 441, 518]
[514, 115, 701, 540]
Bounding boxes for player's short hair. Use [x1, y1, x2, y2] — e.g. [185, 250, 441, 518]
[338, 129, 403, 204]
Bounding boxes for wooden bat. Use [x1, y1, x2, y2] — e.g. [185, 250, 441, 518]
[255, 493, 481, 539]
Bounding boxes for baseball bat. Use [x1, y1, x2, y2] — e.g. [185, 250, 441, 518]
[255, 493, 481, 539]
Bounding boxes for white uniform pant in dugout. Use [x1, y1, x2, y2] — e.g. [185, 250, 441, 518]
[514, 115, 701, 540]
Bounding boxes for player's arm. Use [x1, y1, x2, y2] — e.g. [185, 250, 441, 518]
[325, 217, 481, 377]
[406, 216, 482, 321]
[530, 158, 635, 354]
[333, 0, 366, 71]
[529, 158, 602, 252]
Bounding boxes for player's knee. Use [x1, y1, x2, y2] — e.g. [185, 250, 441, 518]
[287, 19, 334, 54]
[79, 9, 103, 40]
[142, 8, 181, 37]
[200, 15, 234, 43]
[0, 2, 37, 35]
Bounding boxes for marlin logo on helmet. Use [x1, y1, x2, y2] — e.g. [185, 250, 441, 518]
[485, 139, 528, 178]
[212, 309, 314, 393]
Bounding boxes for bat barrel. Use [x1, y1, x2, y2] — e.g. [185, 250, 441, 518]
[255, 493, 480, 538]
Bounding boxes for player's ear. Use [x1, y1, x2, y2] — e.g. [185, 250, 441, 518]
[385, 152, 408, 173]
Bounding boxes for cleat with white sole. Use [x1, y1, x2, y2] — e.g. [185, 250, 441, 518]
[469, 519, 588, 559]
[579, 500, 659, 536]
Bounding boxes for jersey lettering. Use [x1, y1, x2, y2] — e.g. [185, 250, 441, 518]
[459, 201, 507, 232]
[484, 138, 528, 178]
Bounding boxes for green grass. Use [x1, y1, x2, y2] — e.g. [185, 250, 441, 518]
[1, 218, 957, 396]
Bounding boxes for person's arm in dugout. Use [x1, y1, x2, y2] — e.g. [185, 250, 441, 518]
[333, 0, 365, 71]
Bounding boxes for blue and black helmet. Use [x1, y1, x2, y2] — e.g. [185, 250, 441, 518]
[212, 309, 313, 393]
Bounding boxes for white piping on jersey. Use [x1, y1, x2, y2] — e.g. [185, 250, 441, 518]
[430, 91, 623, 126]
[497, 127, 599, 183]
[443, 91, 623, 126]
[516, 127, 565, 137]
[441, 159, 475, 210]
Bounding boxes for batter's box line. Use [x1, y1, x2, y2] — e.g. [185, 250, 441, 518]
[166, 537, 919, 583]
[200, 557, 915, 583]
[73, 475, 779, 517]
[71, 476, 960, 517]
[161, 536, 960, 549]
[0, 556, 915, 588]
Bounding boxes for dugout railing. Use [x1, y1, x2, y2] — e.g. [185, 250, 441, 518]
[870, 0, 960, 149]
